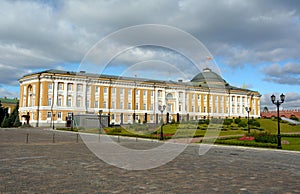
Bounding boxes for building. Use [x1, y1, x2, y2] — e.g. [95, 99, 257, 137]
[18, 68, 261, 127]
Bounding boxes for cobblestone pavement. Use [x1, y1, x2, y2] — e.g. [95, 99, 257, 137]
[1, 128, 300, 193]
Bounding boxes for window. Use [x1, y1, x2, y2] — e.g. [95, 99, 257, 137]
[48, 83, 53, 91]
[128, 102, 131, 109]
[179, 92, 183, 98]
[57, 97, 62, 106]
[204, 106, 206, 113]
[179, 104, 182, 111]
[112, 101, 116, 109]
[95, 86, 99, 93]
[192, 106, 195, 112]
[86, 100, 90, 108]
[58, 112, 62, 119]
[128, 89, 132, 97]
[76, 97, 82, 107]
[198, 94, 201, 100]
[77, 84, 83, 92]
[143, 90, 147, 97]
[87, 85, 91, 93]
[47, 112, 52, 118]
[103, 101, 107, 108]
[151, 91, 154, 97]
[143, 103, 146, 110]
[112, 88, 116, 94]
[120, 102, 124, 109]
[104, 87, 108, 94]
[94, 100, 99, 108]
[58, 83, 63, 90]
[120, 88, 124, 95]
[136, 89, 139, 97]
[67, 98, 72, 107]
[48, 98, 52, 106]
[150, 103, 154, 110]
[67, 83, 72, 91]
[135, 102, 139, 110]
[192, 94, 195, 100]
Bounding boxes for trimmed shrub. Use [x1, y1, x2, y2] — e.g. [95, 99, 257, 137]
[253, 132, 277, 144]
[234, 118, 242, 124]
[223, 119, 233, 126]
[238, 121, 247, 127]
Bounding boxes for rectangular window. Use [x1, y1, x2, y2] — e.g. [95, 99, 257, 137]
[103, 101, 107, 108]
[143, 90, 147, 97]
[67, 83, 72, 91]
[128, 102, 131, 109]
[57, 97, 62, 106]
[58, 83, 63, 90]
[47, 112, 52, 118]
[179, 104, 182, 111]
[87, 85, 91, 93]
[112, 88, 116, 94]
[86, 100, 90, 108]
[58, 112, 62, 119]
[48, 98, 52, 106]
[67, 98, 72, 107]
[143, 103, 146, 110]
[48, 83, 53, 91]
[95, 86, 99, 93]
[120, 88, 124, 95]
[135, 103, 139, 110]
[76, 98, 81, 107]
[151, 91, 154, 97]
[120, 102, 124, 109]
[104, 87, 108, 94]
[128, 89, 132, 97]
[94, 100, 98, 108]
[150, 103, 154, 110]
[77, 84, 83, 92]
[112, 101, 116, 109]
[136, 89, 139, 97]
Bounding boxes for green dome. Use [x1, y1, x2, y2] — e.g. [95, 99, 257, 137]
[190, 68, 227, 84]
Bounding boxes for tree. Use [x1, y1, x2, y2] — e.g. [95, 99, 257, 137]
[9, 103, 21, 127]
[263, 106, 269, 112]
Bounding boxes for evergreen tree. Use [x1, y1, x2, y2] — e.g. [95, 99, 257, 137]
[9, 103, 21, 127]
[0, 101, 4, 126]
[1, 115, 10, 128]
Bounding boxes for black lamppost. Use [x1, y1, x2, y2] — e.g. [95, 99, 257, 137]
[159, 104, 166, 140]
[271, 93, 285, 149]
[98, 110, 103, 135]
[245, 107, 251, 135]
[52, 113, 55, 130]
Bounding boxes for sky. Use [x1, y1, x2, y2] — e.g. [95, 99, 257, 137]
[0, 0, 300, 110]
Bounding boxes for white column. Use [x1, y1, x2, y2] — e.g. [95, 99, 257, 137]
[64, 82, 68, 106]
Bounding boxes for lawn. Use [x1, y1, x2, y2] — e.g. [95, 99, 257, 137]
[72, 118, 300, 150]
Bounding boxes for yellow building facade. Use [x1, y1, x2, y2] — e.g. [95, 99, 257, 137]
[19, 69, 261, 127]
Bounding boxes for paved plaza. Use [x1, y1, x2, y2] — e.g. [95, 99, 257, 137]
[1, 128, 300, 193]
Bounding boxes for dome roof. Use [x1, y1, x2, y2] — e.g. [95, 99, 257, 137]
[190, 68, 227, 84]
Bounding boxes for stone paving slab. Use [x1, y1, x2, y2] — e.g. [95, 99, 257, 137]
[0, 128, 300, 193]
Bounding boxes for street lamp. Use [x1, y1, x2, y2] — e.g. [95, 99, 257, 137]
[98, 110, 103, 141]
[271, 93, 285, 149]
[245, 107, 251, 135]
[158, 104, 166, 140]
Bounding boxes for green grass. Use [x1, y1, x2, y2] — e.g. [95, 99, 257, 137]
[281, 137, 300, 151]
[73, 118, 300, 150]
[260, 119, 300, 133]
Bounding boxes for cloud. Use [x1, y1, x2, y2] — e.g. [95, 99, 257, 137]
[260, 92, 300, 110]
[0, 0, 300, 105]
[262, 62, 300, 85]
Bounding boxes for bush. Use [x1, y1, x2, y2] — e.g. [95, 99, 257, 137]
[223, 119, 233, 126]
[253, 132, 277, 144]
[238, 121, 247, 127]
[252, 121, 261, 127]
[234, 118, 242, 124]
